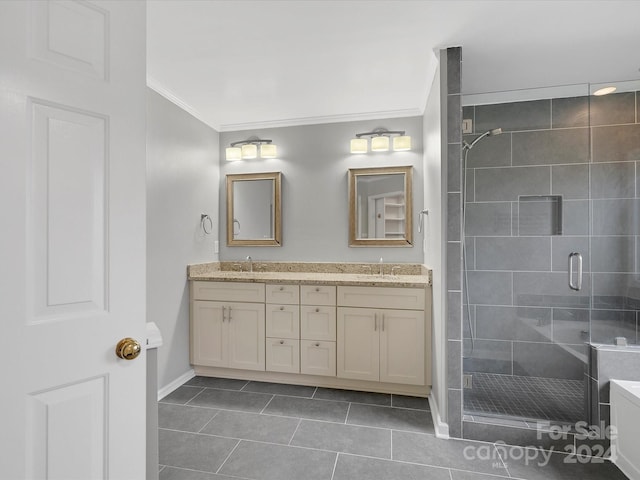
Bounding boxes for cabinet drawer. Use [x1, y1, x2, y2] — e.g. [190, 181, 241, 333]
[300, 306, 336, 341]
[300, 285, 336, 306]
[266, 304, 300, 339]
[300, 340, 336, 377]
[191, 281, 265, 303]
[337, 286, 424, 310]
[266, 338, 300, 373]
[266, 284, 299, 305]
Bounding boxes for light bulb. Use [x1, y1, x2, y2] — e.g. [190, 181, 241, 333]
[593, 86, 617, 96]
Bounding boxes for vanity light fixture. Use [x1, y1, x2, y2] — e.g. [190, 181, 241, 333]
[350, 128, 411, 154]
[225, 137, 277, 161]
[593, 86, 617, 96]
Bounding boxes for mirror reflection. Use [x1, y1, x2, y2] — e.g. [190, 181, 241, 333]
[226, 172, 282, 246]
[348, 166, 412, 247]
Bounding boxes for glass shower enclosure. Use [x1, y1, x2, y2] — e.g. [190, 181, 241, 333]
[461, 80, 640, 426]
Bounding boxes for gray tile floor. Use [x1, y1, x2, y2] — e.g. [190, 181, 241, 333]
[158, 376, 628, 480]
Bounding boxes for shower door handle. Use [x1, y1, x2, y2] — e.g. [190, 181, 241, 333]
[568, 252, 583, 291]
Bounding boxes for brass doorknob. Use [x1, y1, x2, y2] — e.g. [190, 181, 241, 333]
[115, 337, 141, 360]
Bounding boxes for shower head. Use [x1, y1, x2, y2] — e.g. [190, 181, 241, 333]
[463, 127, 503, 151]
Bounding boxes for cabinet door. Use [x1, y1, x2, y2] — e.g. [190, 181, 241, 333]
[191, 300, 226, 367]
[379, 309, 425, 385]
[266, 339, 300, 373]
[300, 340, 336, 377]
[300, 306, 336, 341]
[227, 302, 266, 371]
[266, 304, 300, 339]
[337, 307, 379, 381]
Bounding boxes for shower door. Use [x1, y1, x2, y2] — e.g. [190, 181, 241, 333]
[461, 84, 593, 425]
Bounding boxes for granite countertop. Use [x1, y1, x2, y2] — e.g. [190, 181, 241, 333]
[187, 262, 432, 288]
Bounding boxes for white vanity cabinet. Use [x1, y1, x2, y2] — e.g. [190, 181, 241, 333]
[191, 282, 266, 371]
[337, 286, 426, 386]
[300, 285, 337, 376]
[190, 276, 431, 396]
[265, 284, 300, 373]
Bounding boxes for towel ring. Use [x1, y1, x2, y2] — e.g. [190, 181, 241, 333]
[200, 213, 213, 235]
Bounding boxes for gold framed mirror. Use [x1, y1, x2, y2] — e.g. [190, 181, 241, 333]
[226, 172, 282, 246]
[348, 166, 413, 247]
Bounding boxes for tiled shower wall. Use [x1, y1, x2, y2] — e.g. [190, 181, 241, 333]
[444, 47, 464, 438]
[462, 91, 640, 383]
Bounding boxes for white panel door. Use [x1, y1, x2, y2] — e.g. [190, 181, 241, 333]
[0, 2, 147, 479]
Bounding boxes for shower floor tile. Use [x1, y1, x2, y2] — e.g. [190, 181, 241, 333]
[464, 372, 584, 424]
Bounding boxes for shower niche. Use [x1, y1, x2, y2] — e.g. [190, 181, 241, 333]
[517, 195, 562, 236]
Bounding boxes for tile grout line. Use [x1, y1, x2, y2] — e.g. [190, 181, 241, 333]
[492, 442, 513, 478]
[183, 387, 207, 406]
[311, 386, 318, 399]
[390, 428, 394, 460]
[344, 402, 352, 424]
[287, 418, 302, 446]
[163, 465, 253, 480]
[214, 439, 242, 475]
[259, 394, 276, 414]
[329, 452, 339, 480]
[197, 408, 221, 434]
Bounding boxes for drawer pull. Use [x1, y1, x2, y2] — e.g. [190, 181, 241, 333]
[314, 343, 320, 347]
[280, 340, 285, 345]
[280, 306, 285, 311]
[279, 286, 284, 291]
[315, 308, 320, 313]
[315, 287, 320, 292]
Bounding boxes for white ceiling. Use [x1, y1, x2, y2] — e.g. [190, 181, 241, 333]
[147, 0, 640, 132]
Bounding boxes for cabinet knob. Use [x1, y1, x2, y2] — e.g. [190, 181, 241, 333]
[280, 306, 284, 311]
[280, 340, 284, 344]
[315, 287, 320, 292]
[279, 286, 284, 291]
[314, 343, 320, 347]
[315, 308, 320, 313]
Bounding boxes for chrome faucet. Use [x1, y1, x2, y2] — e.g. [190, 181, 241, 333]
[379, 257, 384, 277]
[246, 256, 253, 273]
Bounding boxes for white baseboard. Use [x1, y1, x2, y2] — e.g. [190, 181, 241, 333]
[429, 395, 449, 439]
[158, 369, 195, 401]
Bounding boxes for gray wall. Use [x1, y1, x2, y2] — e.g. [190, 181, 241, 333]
[462, 90, 640, 383]
[219, 117, 424, 263]
[147, 89, 220, 389]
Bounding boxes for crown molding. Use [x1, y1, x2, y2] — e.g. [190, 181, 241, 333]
[146, 76, 219, 131]
[218, 108, 424, 132]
